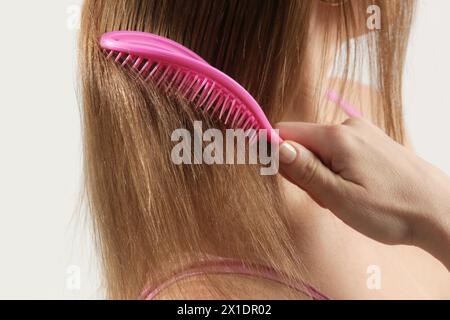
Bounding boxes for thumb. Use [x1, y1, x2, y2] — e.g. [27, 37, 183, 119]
[278, 141, 340, 208]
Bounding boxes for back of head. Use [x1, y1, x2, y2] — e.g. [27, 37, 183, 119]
[78, 0, 414, 299]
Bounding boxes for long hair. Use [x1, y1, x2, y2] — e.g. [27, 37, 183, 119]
[79, 0, 415, 299]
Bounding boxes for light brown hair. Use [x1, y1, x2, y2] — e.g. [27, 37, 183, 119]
[79, 0, 415, 299]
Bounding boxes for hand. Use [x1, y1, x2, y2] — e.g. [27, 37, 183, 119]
[276, 118, 450, 269]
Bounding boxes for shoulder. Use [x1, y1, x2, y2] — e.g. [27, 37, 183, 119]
[150, 273, 312, 300]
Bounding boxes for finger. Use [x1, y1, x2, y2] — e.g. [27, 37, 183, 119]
[278, 140, 342, 209]
[275, 122, 333, 163]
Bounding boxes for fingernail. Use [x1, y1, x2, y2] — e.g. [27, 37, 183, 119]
[279, 142, 298, 164]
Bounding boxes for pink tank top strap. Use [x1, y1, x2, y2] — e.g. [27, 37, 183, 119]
[140, 257, 329, 300]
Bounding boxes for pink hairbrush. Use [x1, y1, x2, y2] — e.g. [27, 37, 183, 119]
[100, 31, 281, 144]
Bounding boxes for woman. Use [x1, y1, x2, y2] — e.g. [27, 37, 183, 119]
[79, 0, 450, 299]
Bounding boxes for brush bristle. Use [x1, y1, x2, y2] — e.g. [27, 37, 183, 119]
[104, 50, 260, 134]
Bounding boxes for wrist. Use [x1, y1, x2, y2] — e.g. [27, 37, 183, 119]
[423, 208, 450, 271]
[413, 175, 450, 270]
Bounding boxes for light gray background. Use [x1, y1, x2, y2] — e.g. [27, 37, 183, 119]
[0, 0, 448, 299]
